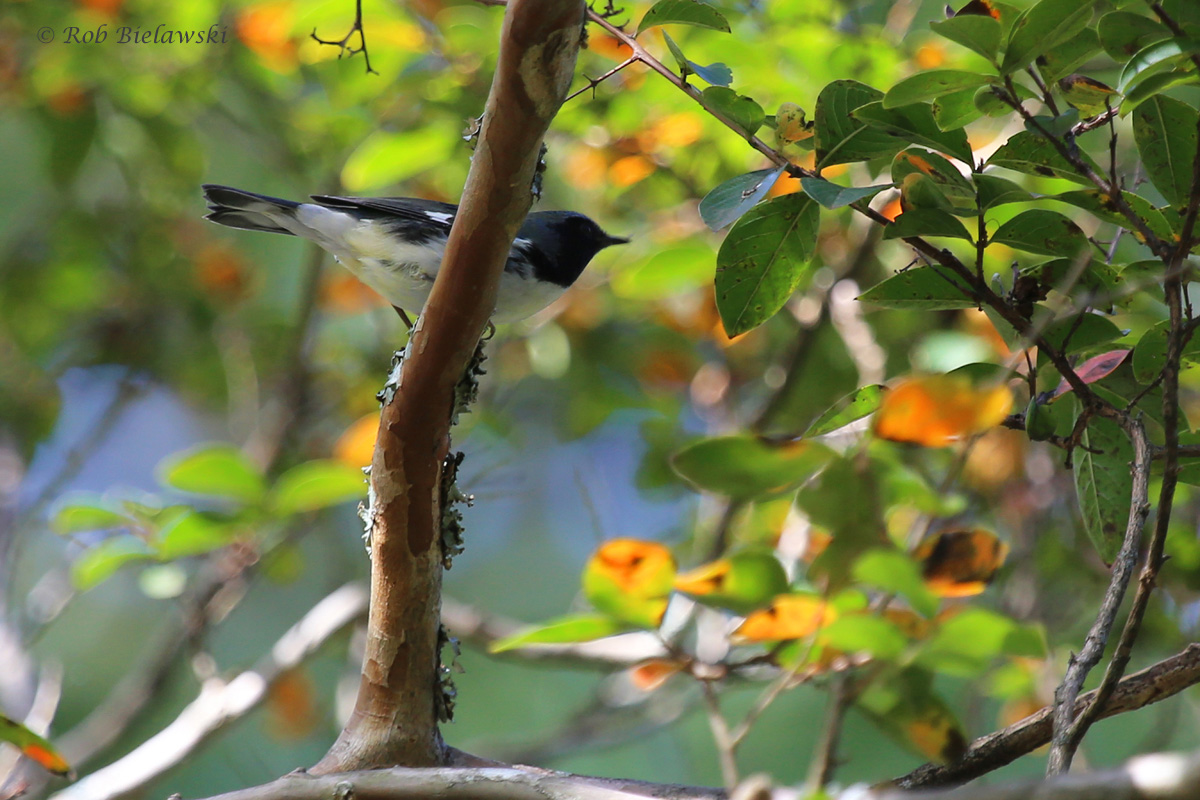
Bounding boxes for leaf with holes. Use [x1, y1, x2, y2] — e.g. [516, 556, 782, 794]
[1074, 411, 1133, 565]
[1000, 0, 1097, 74]
[987, 130, 1100, 184]
[715, 192, 820, 335]
[1133, 96, 1199, 208]
[991, 209, 1093, 258]
[858, 267, 977, 310]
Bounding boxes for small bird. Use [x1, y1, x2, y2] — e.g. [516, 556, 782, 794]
[201, 185, 628, 323]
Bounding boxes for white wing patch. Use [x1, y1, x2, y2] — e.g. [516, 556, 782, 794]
[425, 211, 454, 224]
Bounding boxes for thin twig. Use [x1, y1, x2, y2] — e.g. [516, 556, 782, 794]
[805, 672, 853, 791]
[310, 0, 378, 75]
[698, 679, 738, 789]
[1045, 412, 1152, 773]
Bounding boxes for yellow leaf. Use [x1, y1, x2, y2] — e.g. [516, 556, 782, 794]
[732, 594, 836, 643]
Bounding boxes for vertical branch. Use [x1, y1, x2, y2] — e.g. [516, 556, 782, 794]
[312, 0, 585, 773]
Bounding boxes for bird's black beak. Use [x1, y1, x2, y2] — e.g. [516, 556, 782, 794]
[604, 233, 631, 247]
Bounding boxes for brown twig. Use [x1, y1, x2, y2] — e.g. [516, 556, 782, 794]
[310, 0, 378, 75]
[1045, 411, 1152, 773]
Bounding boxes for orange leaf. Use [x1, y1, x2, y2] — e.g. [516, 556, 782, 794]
[333, 413, 379, 468]
[629, 659, 684, 692]
[874, 375, 1013, 447]
[609, 155, 656, 187]
[915, 529, 1009, 597]
[266, 669, 318, 740]
[732, 594, 836, 643]
[319, 273, 388, 314]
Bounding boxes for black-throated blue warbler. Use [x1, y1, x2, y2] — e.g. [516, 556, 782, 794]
[202, 185, 628, 323]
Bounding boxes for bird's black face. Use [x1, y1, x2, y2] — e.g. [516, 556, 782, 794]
[562, 213, 630, 256]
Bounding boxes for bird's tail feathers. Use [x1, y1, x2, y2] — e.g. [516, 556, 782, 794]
[202, 184, 300, 236]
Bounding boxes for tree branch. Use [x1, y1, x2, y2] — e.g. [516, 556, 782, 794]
[896, 644, 1200, 789]
[312, 0, 585, 772]
[48, 584, 367, 800]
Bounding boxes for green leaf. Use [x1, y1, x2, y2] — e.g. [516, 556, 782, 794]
[700, 87, 764, 135]
[1074, 412, 1133, 565]
[159, 444, 266, 505]
[1050, 190, 1175, 244]
[1023, 108, 1080, 139]
[699, 167, 783, 231]
[882, 209, 974, 241]
[930, 14, 1002, 62]
[1041, 312, 1123, 355]
[892, 149, 976, 206]
[851, 101, 974, 164]
[51, 498, 132, 535]
[1123, 71, 1200, 117]
[821, 613, 910, 660]
[489, 614, 628, 652]
[991, 209, 1092, 257]
[676, 550, 789, 614]
[670, 435, 833, 498]
[920, 608, 1045, 675]
[933, 88, 985, 130]
[883, 71, 993, 108]
[800, 177, 891, 209]
[1131, 319, 1200, 383]
[71, 535, 155, 591]
[1133, 96, 1199, 207]
[156, 512, 236, 559]
[1021, 257, 1121, 296]
[662, 31, 732, 86]
[715, 192, 820, 336]
[1038, 28, 1102, 84]
[814, 80, 903, 166]
[1098, 10, 1170, 61]
[269, 460, 365, 514]
[1117, 37, 1200, 95]
[987, 130, 1100, 184]
[852, 549, 939, 618]
[1001, 0, 1096, 74]
[857, 267, 978, 310]
[0, 714, 71, 776]
[637, 0, 731, 33]
[805, 385, 886, 436]
[975, 174, 1034, 208]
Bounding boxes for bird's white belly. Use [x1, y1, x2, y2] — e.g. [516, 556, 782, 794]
[330, 221, 567, 322]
